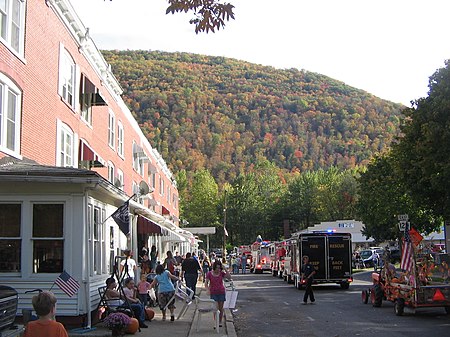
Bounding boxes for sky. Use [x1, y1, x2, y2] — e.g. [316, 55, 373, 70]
[70, 0, 450, 106]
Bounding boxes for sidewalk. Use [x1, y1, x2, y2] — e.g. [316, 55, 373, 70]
[68, 281, 237, 337]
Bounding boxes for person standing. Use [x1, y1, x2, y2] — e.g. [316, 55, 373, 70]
[201, 255, 212, 282]
[120, 249, 137, 281]
[137, 273, 152, 307]
[205, 260, 232, 328]
[140, 254, 151, 275]
[23, 291, 68, 337]
[301, 255, 316, 304]
[181, 252, 202, 296]
[150, 245, 158, 273]
[241, 252, 247, 274]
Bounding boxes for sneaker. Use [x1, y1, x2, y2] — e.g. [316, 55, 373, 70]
[139, 323, 148, 328]
[170, 316, 175, 322]
[302, 301, 307, 305]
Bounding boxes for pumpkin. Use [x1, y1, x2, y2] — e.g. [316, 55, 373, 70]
[145, 308, 155, 321]
[126, 317, 139, 334]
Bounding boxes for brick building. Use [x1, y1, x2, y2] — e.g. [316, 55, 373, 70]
[0, 0, 194, 324]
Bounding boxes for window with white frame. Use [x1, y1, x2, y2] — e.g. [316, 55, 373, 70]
[116, 169, 124, 190]
[108, 162, 115, 184]
[167, 186, 171, 203]
[0, 203, 21, 273]
[0, 0, 25, 55]
[159, 176, 164, 196]
[58, 47, 76, 108]
[57, 122, 75, 167]
[0, 73, 21, 155]
[151, 173, 156, 189]
[92, 206, 105, 274]
[108, 110, 115, 149]
[32, 203, 64, 273]
[117, 122, 124, 157]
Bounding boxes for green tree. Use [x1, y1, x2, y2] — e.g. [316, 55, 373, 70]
[356, 154, 437, 242]
[393, 60, 450, 222]
[182, 169, 219, 227]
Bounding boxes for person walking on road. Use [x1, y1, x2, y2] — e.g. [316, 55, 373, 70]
[241, 253, 247, 274]
[301, 255, 316, 304]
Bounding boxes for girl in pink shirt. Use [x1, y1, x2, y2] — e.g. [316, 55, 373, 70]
[205, 260, 232, 327]
[137, 274, 152, 307]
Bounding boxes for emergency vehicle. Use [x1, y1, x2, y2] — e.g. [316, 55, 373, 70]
[270, 241, 288, 277]
[290, 231, 353, 289]
[250, 241, 271, 273]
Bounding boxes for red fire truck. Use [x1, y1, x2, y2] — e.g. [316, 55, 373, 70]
[250, 241, 271, 273]
[270, 241, 288, 278]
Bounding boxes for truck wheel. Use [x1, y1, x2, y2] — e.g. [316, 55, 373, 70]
[371, 284, 383, 307]
[362, 290, 369, 304]
[340, 282, 350, 290]
[394, 298, 405, 316]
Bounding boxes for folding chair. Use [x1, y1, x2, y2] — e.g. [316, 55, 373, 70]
[194, 295, 220, 333]
[175, 281, 194, 319]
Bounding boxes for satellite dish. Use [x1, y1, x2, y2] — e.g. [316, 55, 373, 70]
[139, 180, 150, 196]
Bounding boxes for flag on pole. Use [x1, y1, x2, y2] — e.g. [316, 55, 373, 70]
[111, 201, 130, 235]
[55, 271, 80, 297]
[400, 228, 414, 272]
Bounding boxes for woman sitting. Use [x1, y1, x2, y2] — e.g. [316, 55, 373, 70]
[104, 277, 148, 328]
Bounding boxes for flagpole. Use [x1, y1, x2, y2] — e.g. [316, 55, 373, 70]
[101, 193, 136, 226]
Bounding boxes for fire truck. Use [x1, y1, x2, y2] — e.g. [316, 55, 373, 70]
[283, 238, 299, 283]
[269, 241, 288, 277]
[290, 231, 353, 289]
[250, 241, 271, 273]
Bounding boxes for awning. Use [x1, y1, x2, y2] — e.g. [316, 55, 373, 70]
[137, 215, 167, 236]
[162, 205, 170, 216]
[80, 74, 107, 106]
[133, 143, 150, 162]
[79, 139, 106, 167]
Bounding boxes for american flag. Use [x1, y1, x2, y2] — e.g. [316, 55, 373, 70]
[400, 229, 414, 272]
[55, 271, 80, 297]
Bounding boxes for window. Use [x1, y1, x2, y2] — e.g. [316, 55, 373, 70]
[58, 47, 76, 108]
[0, 74, 21, 155]
[108, 162, 115, 184]
[32, 204, 64, 273]
[93, 207, 105, 274]
[57, 122, 75, 167]
[79, 74, 106, 124]
[159, 176, 164, 196]
[108, 110, 115, 149]
[0, 203, 21, 272]
[151, 173, 156, 189]
[117, 122, 124, 157]
[0, 0, 25, 55]
[116, 169, 124, 190]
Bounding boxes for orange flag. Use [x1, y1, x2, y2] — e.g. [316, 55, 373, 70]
[409, 227, 423, 247]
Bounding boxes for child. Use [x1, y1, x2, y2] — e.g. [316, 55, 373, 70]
[138, 273, 152, 307]
[23, 291, 68, 337]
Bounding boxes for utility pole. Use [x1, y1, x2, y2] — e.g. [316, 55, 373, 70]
[223, 190, 228, 261]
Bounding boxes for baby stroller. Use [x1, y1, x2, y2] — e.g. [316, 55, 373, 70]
[146, 273, 158, 307]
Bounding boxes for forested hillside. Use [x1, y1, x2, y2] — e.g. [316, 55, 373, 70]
[102, 50, 403, 185]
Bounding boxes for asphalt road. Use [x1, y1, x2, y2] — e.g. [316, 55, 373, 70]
[230, 271, 450, 337]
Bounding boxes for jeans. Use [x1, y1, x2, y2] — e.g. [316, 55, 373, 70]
[184, 273, 198, 296]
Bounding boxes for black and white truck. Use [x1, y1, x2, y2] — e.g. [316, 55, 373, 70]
[291, 231, 353, 289]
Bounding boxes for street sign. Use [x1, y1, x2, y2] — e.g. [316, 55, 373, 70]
[398, 221, 407, 231]
[398, 214, 409, 221]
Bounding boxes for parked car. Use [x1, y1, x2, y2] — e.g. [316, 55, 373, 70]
[360, 248, 384, 268]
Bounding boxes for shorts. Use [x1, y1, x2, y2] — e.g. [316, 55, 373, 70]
[210, 293, 226, 302]
[158, 291, 175, 310]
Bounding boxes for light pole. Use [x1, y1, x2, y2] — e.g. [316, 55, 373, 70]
[223, 190, 228, 261]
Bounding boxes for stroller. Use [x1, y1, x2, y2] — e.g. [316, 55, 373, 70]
[146, 273, 158, 307]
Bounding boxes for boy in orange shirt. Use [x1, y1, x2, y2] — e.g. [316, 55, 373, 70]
[23, 291, 68, 337]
